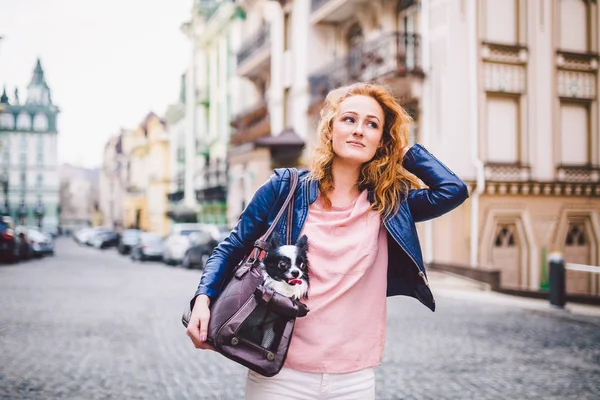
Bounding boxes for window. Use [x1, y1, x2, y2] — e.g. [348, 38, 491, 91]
[20, 153, 27, 165]
[16, 113, 31, 131]
[559, 0, 591, 52]
[36, 174, 43, 187]
[484, 0, 517, 44]
[33, 114, 48, 131]
[560, 102, 589, 165]
[37, 153, 43, 166]
[20, 172, 26, 187]
[486, 96, 519, 163]
[0, 113, 14, 129]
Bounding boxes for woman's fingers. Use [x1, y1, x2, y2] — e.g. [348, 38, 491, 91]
[186, 300, 213, 350]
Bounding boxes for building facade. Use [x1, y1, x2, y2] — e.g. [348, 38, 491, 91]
[211, 0, 600, 296]
[99, 131, 126, 229]
[181, 0, 243, 226]
[0, 59, 60, 229]
[121, 113, 171, 235]
[59, 164, 99, 232]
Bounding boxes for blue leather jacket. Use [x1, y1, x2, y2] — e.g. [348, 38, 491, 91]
[194, 144, 468, 312]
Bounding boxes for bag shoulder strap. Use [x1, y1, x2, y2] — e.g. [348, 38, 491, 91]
[257, 168, 298, 245]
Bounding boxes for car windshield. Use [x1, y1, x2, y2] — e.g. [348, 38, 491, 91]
[179, 230, 199, 236]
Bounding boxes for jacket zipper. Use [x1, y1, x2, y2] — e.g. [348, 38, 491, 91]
[384, 220, 431, 289]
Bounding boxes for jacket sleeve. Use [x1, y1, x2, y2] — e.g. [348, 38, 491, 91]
[192, 171, 284, 302]
[402, 144, 469, 223]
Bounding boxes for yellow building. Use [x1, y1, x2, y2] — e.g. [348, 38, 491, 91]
[121, 112, 170, 236]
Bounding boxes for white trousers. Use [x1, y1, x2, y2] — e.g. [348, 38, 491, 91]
[245, 367, 375, 400]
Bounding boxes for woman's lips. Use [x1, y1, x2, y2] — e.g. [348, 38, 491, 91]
[347, 141, 365, 147]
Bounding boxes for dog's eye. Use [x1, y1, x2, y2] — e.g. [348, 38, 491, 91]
[278, 261, 287, 269]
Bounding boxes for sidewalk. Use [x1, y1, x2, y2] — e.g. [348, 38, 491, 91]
[428, 270, 600, 318]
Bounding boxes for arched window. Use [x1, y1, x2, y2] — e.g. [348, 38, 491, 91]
[16, 112, 31, 131]
[33, 113, 48, 131]
[0, 113, 14, 129]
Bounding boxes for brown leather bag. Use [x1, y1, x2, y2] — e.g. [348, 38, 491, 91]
[182, 168, 308, 377]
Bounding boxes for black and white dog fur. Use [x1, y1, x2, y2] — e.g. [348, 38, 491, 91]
[261, 234, 310, 301]
[253, 234, 310, 349]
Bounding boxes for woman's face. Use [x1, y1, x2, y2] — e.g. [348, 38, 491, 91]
[330, 95, 385, 166]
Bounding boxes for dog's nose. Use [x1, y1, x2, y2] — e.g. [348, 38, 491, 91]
[291, 270, 300, 278]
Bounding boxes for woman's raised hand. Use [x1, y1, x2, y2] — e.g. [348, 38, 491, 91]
[186, 294, 215, 350]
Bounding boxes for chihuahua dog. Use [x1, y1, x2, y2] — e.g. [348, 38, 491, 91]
[261, 234, 310, 301]
[244, 234, 309, 350]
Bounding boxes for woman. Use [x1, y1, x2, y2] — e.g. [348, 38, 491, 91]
[186, 82, 468, 399]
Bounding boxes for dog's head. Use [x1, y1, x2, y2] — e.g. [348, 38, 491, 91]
[262, 234, 310, 300]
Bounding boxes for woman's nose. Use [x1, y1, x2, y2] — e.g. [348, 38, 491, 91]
[353, 126, 363, 136]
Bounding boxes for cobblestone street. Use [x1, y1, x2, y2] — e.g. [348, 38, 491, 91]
[1, 238, 599, 400]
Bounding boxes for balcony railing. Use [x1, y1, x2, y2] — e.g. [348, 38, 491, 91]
[308, 32, 422, 106]
[167, 190, 184, 203]
[556, 165, 600, 183]
[484, 163, 531, 182]
[230, 102, 271, 145]
[237, 24, 270, 67]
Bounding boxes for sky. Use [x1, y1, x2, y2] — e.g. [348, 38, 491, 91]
[0, 0, 191, 168]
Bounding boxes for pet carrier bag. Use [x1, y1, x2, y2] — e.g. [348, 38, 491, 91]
[182, 168, 309, 377]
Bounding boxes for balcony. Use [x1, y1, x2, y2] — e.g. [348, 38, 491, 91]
[167, 190, 184, 203]
[195, 158, 227, 203]
[237, 24, 271, 78]
[484, 163, 531, 182]
[556, 165, 600, 183]
[229, 102, 271, 145]
[311, 0, 370, 24]
[308, 32, 423, 109]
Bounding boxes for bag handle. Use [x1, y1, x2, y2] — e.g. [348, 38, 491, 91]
[235, 169, 299, 278]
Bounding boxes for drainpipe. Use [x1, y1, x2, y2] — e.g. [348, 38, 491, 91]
[420, 0, 434, 264]
[468, 0, 485, 268]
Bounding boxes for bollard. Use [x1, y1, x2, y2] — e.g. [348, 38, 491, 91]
[548, 252, 566, 308]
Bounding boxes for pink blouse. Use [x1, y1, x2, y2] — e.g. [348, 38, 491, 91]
[284, 189, 389, 373]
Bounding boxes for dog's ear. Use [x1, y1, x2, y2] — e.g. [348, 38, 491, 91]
[296, 234, 309, 254]
[269, 234, 281, 250]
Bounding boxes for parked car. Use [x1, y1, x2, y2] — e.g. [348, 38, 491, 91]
[73, 228, 94, 245]
[181, 225, 230, 270]
[0, 216, 19, 263]
[130, 232, 165, 262]
[162, 223, 207, 265]
[91, 231, 120, 249]
[117, 229, 142, 255]
[25, 229, 54, 257]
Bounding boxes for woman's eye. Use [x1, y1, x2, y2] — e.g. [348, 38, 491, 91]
[367, 121, 378, 129]
[343, 117, 355, 123]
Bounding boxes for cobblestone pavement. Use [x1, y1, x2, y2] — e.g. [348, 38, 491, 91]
[1, 238, 599, 400]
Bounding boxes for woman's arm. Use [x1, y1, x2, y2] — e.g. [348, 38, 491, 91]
[402, 144, 469, 223]
[192, 170, 285, 303]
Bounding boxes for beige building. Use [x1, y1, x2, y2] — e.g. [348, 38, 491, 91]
[223, 0, 600, 296]
[120, 113, 171, 235]
[99, 131, 127, 229]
